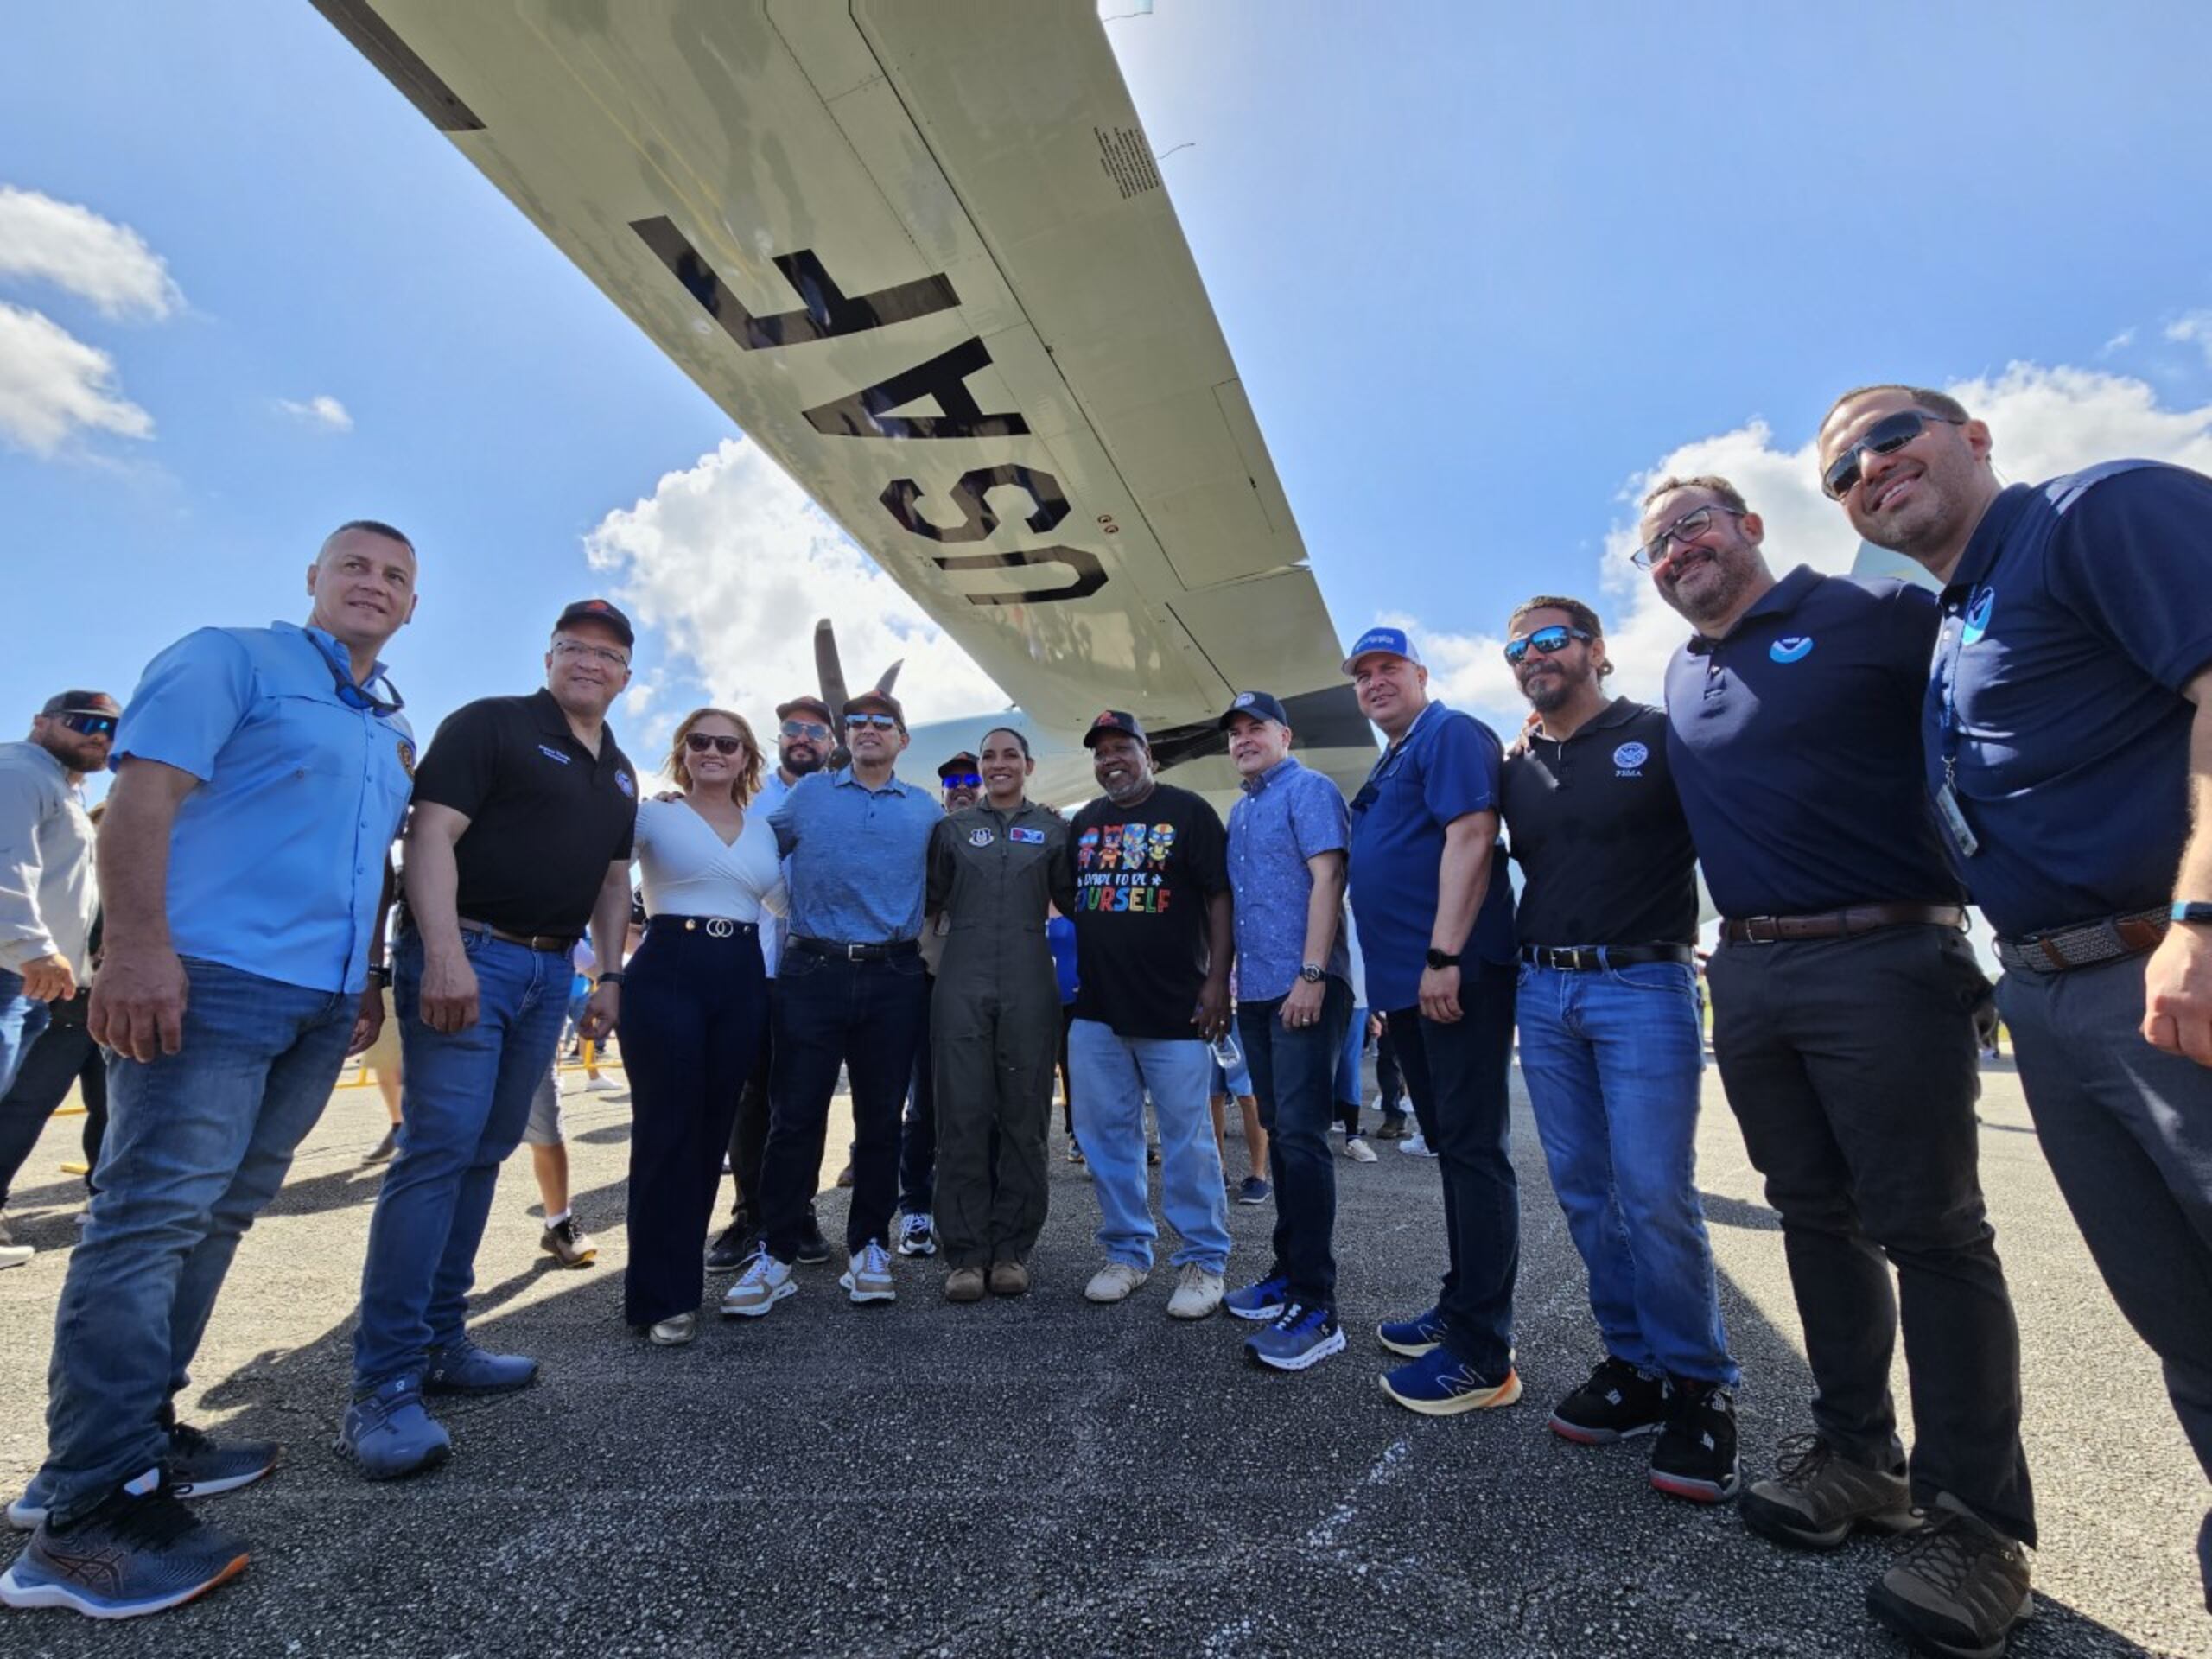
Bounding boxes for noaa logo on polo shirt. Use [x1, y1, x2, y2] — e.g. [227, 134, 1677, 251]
[969, 827, 995, 847]
[1769, 636, 1815, 664]
[615, 770, 636, 799]
[1961, 586, 1995, 645]
[1612, 741, 1648, 775]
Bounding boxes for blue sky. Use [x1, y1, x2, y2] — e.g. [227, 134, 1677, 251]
[7, 0, 2212, 773]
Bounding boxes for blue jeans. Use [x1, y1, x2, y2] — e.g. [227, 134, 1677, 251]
[0, 968, 54, 1102]
[1516, 958, 1736, 1384]
[1068, 1019, 1229, 1274]
[40, 959, 354, 1522]
[353, 929, 569, 1389]
[1239, 980, 1351, 1307]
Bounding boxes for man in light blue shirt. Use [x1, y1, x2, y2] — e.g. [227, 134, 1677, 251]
[1, 523, 418, 1623]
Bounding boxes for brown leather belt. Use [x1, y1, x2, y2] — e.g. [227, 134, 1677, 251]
[1719, 904, 1965, 944]
[1995, 907, 2167, 976]
[457, 917, 578, 955]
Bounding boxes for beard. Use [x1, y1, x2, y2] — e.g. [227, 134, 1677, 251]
[1521, 665, 1588, 713]
[782, 745, 827, 777]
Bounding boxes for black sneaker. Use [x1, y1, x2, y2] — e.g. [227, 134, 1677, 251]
[794, 1209, 832, 1267]
[1649, 1378, 1740, 1503]
[705, 1217, 759, 1272]
[1548, 1357, 1669, 1445]
[0, 1472, 250, 1618]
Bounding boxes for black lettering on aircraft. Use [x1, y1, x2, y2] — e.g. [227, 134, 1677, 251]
[803, 338, 1028, 440]
[629, 218, 959, 348]
[880, 465, 1071, 542]
[931, 546, 1107, 607]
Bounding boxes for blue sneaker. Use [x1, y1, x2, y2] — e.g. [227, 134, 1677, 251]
[1379, 1345, 1522, 1417]
[1224, 1272, 1290, 1323]
[9, 1421, 276, 1531]
[0, 1471, 249, 1618]
[1246, 1304, 1346, 1372]
[423, 1337, 537, 1395]
[1376, 1305, 1447, 1357]
[1235, 1176, 1272, 1205]
[337, 1376, 452, 1480]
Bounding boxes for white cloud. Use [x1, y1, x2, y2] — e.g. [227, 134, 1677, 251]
[0, 186, 181, 320]
[583, 438, 1004, 736]
[1382, 362, 2212, 734]
[2102, 327, 2136, 354]
[0, 301, 154, 455]
[276, 394, 353, 433]
[2163, 311, 2212, 367]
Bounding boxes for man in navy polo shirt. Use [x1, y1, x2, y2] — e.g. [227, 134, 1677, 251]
[1643, 474, 2034, 1656]
[1, 523, 418, 1620]
[1821, 382, 2212, 1615]
[1215, 691, 1353, 1372]
[1341, 626, 1522, 1416]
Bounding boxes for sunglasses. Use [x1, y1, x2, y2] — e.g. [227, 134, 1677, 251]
[56, 711, 118, 738]
[683, 732, 747, 756]
[941, 772, 981, 790]
[845, 713, 899, 730]
[1633, 505, 1744, 570]
[1503, 625, 1592, 664]
[1821, 409, 1964, 499]
[779, 719, 830, 741]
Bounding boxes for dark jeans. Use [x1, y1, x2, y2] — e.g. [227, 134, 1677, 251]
[1375, 1024, 1408, 1122]
[1240, 979, 1351, 1309]
[724, 1007, 774, 1224]
[1058, 1004, 1076, 1135]
[0, 993, 106, 1205]
[1388, 962, 1518, 1376]
[620, 919, 769, 1325]
[760, 944, 929, 1260]
[1707, 925, 2034, 1545]
[1999, 950, 2212, 1595]
[900, 973, 936, 1216]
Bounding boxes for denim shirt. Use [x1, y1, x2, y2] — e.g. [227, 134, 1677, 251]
[1226, 755, 1351, 1001]
[770, 767, 941, 944]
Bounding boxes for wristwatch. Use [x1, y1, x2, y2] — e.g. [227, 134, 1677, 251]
[597, 970, 626, 986]
[1425, 947, 1460, 971]
[1298, 963, 1325, 984]
[2173, 902, 2212, 927]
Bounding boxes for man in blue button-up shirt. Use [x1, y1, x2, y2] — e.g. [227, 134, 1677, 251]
[2, 523, 418, 1623]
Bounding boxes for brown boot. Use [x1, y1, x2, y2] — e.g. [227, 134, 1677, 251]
[944, 1266, 987, 1303]
[988, 1260, 1031, 1297]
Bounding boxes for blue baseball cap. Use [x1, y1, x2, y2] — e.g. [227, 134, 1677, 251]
[1217, 690, 1290, 730]
[1341, 626, 1422, 675]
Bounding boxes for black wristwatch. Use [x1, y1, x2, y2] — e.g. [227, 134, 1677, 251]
[1298, 963, 1325, 984]
[366, 963, 392, 988]
[598, 970, 626, 986]
[1425, 947, 1460, 971]
[2173, 902, 2212, 928]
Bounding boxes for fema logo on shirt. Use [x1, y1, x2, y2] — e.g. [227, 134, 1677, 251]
[1612, 741, 1648, 776]
[615, 770, 636, 799]
[1961, 586, 1995, 645]
[1769, 636, 1815, 664]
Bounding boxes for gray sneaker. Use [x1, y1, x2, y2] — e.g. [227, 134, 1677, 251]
[839, 1240, 896, 1305]
[1166, 1264, 1225, 1320]
[1742, 1433, 1918, 1550]
[0, 1210, 31, 1270]
[1867, 1494, 2032, 1659]
[720, 1251, 795, 1318]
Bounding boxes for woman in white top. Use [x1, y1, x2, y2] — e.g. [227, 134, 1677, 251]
[617, 708, 785, 1345]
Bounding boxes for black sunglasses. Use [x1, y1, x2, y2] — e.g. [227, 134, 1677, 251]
[1503, 625, 1592, 664]
[941, 772, 982, 790]
[56, 711, 118, 738]
[683, 732, 747, 756]
[845, 713, 899, 730]
[1822, 409, 1964, 499]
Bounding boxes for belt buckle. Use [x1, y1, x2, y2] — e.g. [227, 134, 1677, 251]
[844, 942, 867, 962]
[706, 918, 734, 939]
[1741, 917, 1778, 944]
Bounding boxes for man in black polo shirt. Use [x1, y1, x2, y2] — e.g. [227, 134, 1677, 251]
[1643, 475, 2035, 1654]
[1820, 382, 2212, 1616]
[342, 599, 640, 1479]
[1498, 595, 1738, 1505]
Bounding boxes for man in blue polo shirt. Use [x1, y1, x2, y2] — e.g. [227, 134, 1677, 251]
[1643, 474, 2035, 1657]
[0, 523, 418, 1622]
[1341, 626, 1522, 1416]
[1215, 692, 1353, 1372]
[1821, 382, 2212, 1617]
[721, 688, 941, 1316]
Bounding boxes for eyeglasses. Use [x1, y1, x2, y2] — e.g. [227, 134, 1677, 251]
[941, 772, 981, 790]
[1633, 505, 1745, 569]
[1821, 409, 1965, 499]
[683, 732, 747, 756]
[779, 719, 830, 741]
[1503, 625, 1593, 664]
[550, 639, 631, 669]
[56, 712, 118, 738]
[845, 713, 898, 730]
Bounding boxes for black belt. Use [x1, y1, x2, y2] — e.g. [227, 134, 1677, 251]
[650, 914, 760, 939]
[789, 936, 918, 963]
[1520, 944, 1695, 973]
[454, 917, 577, 955]
[1720, 904, 1965, 944]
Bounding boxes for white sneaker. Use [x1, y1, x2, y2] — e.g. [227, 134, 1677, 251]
[1344, 1135, 1379, 1164]
[896, 1212, 938, 1258]
[584, 1075, 620, 1093]
[1166, 1264, 1224, 1320]
[1398, 1131, 1436, 1157]
[0, 1213, 29, 1269]
[721, 1251, 795, 1318]
[840, 1240, 896, 1304]
[1084, 1261, 1147, 1304]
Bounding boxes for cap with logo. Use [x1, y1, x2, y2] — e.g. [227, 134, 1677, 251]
[775, 695, 835, 726]
[937, 751, 980, 780]
[843, 689, 906, 730]
[1082, 710, 1149, 749]
[554, 598, 635, 649]
[41, 690, 122, 718]
[1217, 690, 1290, 730]
[1341, 626, 1422, 676]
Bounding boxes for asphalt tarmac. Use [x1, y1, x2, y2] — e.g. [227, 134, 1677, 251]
[0, 1052, 2204, 1658]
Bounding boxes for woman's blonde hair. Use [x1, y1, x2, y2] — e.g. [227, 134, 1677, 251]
[665, 707, 763, 804]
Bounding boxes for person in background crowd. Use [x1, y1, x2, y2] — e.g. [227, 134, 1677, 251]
[1330, 916, 1378, 1162]
[925, 727, 1073, 1300]
[1049, 907, 1080, 1160]
[1208, 1025, 1270, 1205]
[1068, 711, 1235, 1321]
[1343, 626, 1522, 1417]
[1, 524, 416, 1618]
[343, 598, 637, 1480]
[622, 708, 782, 1344]
[1821, 381, 2212, 1619]
[522, 1059, 595, 1268]
[1643, 471, 2033, 1655]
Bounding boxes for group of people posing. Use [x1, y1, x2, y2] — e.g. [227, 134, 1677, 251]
[0, 382, 2206, 1659]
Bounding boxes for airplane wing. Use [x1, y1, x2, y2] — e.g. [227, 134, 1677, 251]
[310, 0, 1377, 795]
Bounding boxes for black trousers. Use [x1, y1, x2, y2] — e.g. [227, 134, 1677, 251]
[0, 995, 106, 1205]
[619, 920, 768, 1325]
[1707, 925, 2035, 1545]
[724, 1002, 775, 1224]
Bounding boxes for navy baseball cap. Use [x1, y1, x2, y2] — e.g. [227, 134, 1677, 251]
[1341, 626, 1422, 675]
[938, 751, 980, 779]
[555, 598, 635, 649]
[1082, 710, 1149, 749]
[1217, 690, 1290, 730]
